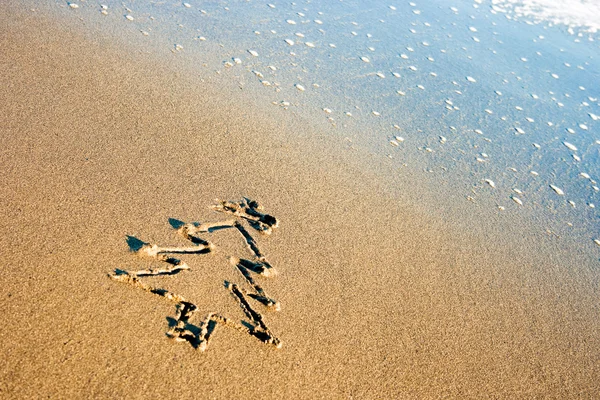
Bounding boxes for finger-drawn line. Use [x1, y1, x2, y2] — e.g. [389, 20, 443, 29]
[225, 281, 282, 348]
[166, 301, 200, 346]
[229, 256, 280, 310]
[233, 256, 277, 277]
[123, 235, 213, 276]
[213, 198, 279, 235]
[127, 234, 213, 258]
[234, 221, 266, 259]
[110, 271, 187, 303]
[169, 217, 237, 241]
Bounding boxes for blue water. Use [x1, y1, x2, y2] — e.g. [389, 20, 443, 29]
[57, 0, 600, 251]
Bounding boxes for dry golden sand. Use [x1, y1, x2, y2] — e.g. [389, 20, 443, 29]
[1, 4, 600, 399]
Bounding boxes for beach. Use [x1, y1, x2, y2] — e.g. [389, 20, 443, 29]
[1, 1, 600, 398]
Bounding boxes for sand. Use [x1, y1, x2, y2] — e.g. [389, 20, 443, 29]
[1, 3, 600, 398]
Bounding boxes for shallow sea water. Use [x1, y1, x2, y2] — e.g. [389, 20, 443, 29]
[51, 0, 600, 256]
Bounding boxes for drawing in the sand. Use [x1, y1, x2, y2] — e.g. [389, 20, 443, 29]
[109, 198, 282, 351]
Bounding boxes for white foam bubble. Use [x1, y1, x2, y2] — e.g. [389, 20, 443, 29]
[550, 184, 565, 195]
[563, 141, 578, 151]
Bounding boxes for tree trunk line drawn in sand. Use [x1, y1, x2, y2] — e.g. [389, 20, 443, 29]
[109, 198, 282, 351]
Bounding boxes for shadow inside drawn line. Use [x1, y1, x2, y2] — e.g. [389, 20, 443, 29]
[126, 235, 146, 252]
[135, 258, 190, 276]
[241, 320, 255, 331]
[240, 320, 273, 343]
[203, 319, 218, 347]
[234, 223, 263, 258]
[238, 258, 274, 276]
[151, 288, 174, 297]
[165, 317, 217, 350]
[168, 218, 186, 230]
[242, 197, 279, 230]
[188, 235, 210, 246]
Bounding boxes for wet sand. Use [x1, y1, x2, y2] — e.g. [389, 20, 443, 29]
[1, 3, 600, 398]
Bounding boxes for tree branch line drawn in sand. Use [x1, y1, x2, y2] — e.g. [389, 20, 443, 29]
[109, 198, 282, 352]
